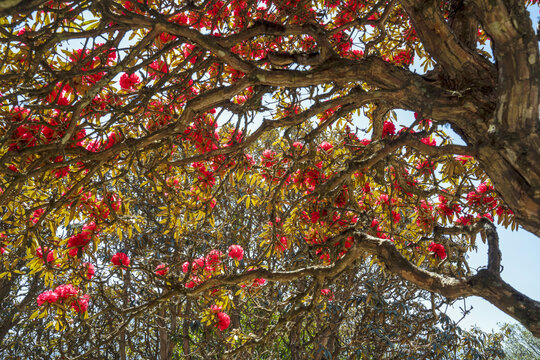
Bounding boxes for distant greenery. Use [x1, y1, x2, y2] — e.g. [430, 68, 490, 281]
[501, 323, 540, 360]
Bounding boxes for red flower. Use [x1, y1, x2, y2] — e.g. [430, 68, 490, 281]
[428, 242, 447, 259]
[83, 262, 95, 280]
[155, 264, 169, 276]
[420, 137, 436, 146]
[216, 311, 230, 331]
[36, 246, 55, 263]
[382, 121, 395, 137]
[37, 290, 58, 306]
[148, 60, 168, 78]
[476, 182, 489, 194]
[320, 289, 334, 300]
[82, 221, 97, 233]
[54, 284, 79, 299]
[119, 73, 140, 90]
[228, 244, 244, 260]
[71, 294, 90, 313]
[67, 232, 91, 257]
[261, 149, 276, 167]
[30, 208, 45, 224]
[319, 141, 333, 152]
[111, 252, 130, 267]
[206, 249, 223, 269]
[456, 155, 472, 164]
[310, 211, 320, 224]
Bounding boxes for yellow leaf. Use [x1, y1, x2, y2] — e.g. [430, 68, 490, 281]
[116, 227, 123, 242]
[29, 309, 40, 321]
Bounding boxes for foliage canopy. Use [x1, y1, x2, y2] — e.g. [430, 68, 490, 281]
[0, 0, 539, 358]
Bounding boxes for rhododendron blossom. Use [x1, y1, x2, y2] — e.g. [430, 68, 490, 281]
[111, 252, 130, 267]
[54, 284, 79, 299]
[319, 141, 333, 152]
[216, 311, 230, 331]
[37, 290, 59, 306]
[428, 242, 447, 260]
[83, 262, 95, 280]
[119, 73, 140, 90]
[228, 245, 244, 260]
[71, 294, 90, 313]
[382, 121, 396, 137]
[36, 246, 55, 263]
[155, 264, 169, 276]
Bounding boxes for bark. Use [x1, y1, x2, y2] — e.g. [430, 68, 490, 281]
[182, 300, 191, 360]
[157, 306, 170, 360]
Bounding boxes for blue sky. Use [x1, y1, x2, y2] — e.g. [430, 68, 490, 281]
[446, 227, 539, 332]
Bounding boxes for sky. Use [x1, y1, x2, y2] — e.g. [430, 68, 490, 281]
[445, 227, 540, 333]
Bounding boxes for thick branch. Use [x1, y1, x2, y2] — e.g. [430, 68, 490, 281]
[399, 0, 494, 83]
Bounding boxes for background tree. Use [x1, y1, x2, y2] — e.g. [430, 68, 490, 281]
[0, 0, 538, 358]
[501, 323, 540, 360]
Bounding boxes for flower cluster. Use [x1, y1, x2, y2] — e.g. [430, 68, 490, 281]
[67, 222, 98, 257]
[210, 305, 230, 331]
[111, 252, 130, 267]
[428, 242, 447, 259]
[228, 245, 244, 260]
[37, 284, 90, 313]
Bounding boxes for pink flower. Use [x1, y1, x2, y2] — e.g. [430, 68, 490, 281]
[253, 278, 266, 286]
[319, 141, 333, 152]
[456, 155, 472, 164]
[476, 182, 489, 194]
[71, 294, 90, 313]
[382, 121, 395, 137]
[228, 245, 244, 260]
[111, 252, 130, 267]
[37, 290, 58, 306]
[36, 246, 55, 263]
[206, 249, 223, 268]
[321, 288, 334, 301]
[82, 221, 97, 233]
[428, 242, 447, 259]
[155, 264, 169, 276]
[83, 262, 95, 280]
[261, 149, 276, 167]
[54, 284, 79, 299]
[67, 231, 91, 257]
[30, 208, 44, 224]
[119, 73, 140, 90]
[182, 261, 191, 273]
[420, 137, 436, 146]
[216, 311, 230, 331]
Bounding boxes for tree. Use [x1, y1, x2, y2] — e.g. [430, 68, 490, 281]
[0, 0, 538, 357]
[501, 323, 540, 359]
